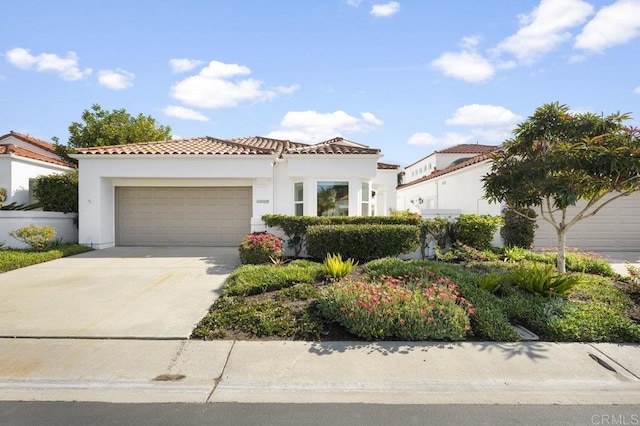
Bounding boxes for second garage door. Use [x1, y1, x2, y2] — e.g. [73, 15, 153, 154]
[116, 187, 252, 247]
[533, 193, 640, 251]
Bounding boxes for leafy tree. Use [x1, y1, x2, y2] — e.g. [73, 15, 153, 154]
[483, 102, 640, 272]
[54, 104, 171, 163]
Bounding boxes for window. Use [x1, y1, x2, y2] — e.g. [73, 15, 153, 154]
[317, 181, 348, 216]
[361, 182, 370, 217]
[294, 182, 304, 216]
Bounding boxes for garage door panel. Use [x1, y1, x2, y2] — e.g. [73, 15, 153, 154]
[116, 187, 252, 247]
[534, 193, 640, 251]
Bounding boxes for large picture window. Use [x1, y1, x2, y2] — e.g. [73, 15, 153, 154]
[317, 181, 348, 216]
[294, 182, 304, 216]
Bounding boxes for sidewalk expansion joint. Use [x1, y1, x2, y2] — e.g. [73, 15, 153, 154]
[207, 340, 235, 403]
[587, 343, 640, 380]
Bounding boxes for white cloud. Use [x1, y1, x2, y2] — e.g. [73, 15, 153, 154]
[5, 47, 92, 80]
[407, 132, 470, 147]
[495, 0, 594, 63]
[575, 0, 640, 53]
[346, 0, 364, 6]
[634, 86, 640, 94]
[267, 110, 383, 143]
[445, 104, 522, 126]
[171, 60, 295, 109]
[97, 69, 134, 90]
[169, 58, 204, 73]
[370, 1, 400, 17]
[163, 105, 209, 122]
[431, 51, 494, 83]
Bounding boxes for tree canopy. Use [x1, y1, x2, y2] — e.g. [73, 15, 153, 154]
[483, 102, 640, 272]
[67, 104, 171, 148]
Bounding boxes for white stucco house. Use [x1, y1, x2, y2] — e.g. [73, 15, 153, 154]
[397, 143, 640, 251]
[72, 136, 399, 249]
[397, 144, 500, 216]
[0, 131, 74, 205]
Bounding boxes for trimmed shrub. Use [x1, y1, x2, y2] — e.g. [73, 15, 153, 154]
[454, 214, 503, 250]
[238, 232, 283, 264]
[223, 263, 324, 296]
[262, 214, 421, 256]
[33, 170, 78, 213]
[306, 224, 419, 262]
[501, 207, 537, 248]
[9, 225, 57, 251]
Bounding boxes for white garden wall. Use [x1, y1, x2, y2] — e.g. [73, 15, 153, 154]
[0, 211, 78, 249]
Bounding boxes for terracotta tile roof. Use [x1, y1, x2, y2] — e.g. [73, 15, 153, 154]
[74, 136, 381, 156]
[397, 149, 501, 189]
[75, 137, 275, 155]
[0, 131, 57, 153]
[377, 162, 400, 170]
[404, 143, 499, 169]
[0, 144, 73, 167]
[435, 144, 498, 154]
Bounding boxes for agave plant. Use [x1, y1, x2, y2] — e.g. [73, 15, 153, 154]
[509, 263, 582, 297]
[323, 253, 358, 279]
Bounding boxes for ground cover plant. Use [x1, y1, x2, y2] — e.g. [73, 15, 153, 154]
[0, 244, 93, 273]
[193, 247, 640, 343]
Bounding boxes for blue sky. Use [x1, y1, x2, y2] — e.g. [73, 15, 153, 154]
[1, 0, 639, 166]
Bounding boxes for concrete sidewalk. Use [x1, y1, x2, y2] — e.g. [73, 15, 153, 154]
[0, 339, 638, 405]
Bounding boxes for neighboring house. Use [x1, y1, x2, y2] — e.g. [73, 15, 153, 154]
[72, 136, 398, 249]
[0, 131, 74, 205]
[398, 143, 640, 251]
[398, 144, 500, 215]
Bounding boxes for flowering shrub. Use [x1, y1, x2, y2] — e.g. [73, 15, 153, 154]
[238, 232, 283, 265]
[318, 269, 474, 341]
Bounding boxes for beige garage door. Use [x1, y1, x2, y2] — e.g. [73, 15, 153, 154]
[533, 193, 640, 251]
[116, 187, 252, 247]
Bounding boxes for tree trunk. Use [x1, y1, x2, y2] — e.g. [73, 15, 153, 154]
[556, 229, 567, 273]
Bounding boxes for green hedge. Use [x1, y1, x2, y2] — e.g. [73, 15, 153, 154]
[262, 214, 421, 256]
[34, 170, 78, 213]
[454, 214, 503, 250]
[305, 224, 419, 262]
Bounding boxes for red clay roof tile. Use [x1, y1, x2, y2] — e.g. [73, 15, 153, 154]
[397, 148, 501, 189]
[74, 136, 382, 157]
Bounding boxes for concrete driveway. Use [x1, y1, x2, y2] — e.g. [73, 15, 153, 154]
[0, 247, 239, 338]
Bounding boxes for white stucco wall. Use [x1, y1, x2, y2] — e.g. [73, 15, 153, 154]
[75, 153, 394, 249]
[0, 156, 70, 205]
[397, 160, 500, 216]
[0, 211, 78, 249]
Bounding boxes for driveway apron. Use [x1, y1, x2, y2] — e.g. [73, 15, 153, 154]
[0, 247, 239, 338]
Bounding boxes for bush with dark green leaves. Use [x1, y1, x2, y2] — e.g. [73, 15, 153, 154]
[500, 207, 537, 248]
[262, 214, 421, 256]
[34, 170, 78, 213]
[454, 214, 504, 250]
[306, 224, 419, 262]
